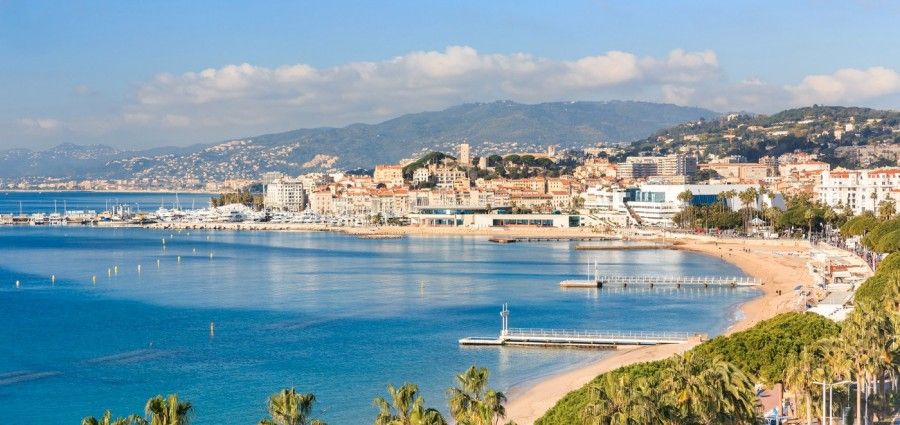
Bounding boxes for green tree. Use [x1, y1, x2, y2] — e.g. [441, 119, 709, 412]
[878, 199, 897, 221]
[583, 373, 654, 425]
[144, 394, 192, 425]
[447, 366, 513, 425]
[676, 190, 694, 228]
[841, 301, 896, 425]
[661, 352, 756, 424]
[738, 187, 758, 232]
[374, 383, 446, 425]
[82, 411, 147, 425]
[259, 388, 326, 425]
[784, 347, 820, 425]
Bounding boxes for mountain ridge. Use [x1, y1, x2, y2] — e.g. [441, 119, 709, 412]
[1, 100, 719, 180]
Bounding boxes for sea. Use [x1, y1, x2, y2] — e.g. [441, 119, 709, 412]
[0, 192, 759, 424]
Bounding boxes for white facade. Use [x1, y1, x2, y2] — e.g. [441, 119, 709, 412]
[264, 179, 306, 212]
[816, 168, 900, 215]
[584, 183, 769, 227]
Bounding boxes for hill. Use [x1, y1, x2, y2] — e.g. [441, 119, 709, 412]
[619, 105, 900, 167]
[0, 101, 716, 181]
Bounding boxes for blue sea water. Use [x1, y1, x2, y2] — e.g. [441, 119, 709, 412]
[0, 191, 213, 214]
[0, 224, 758, 423]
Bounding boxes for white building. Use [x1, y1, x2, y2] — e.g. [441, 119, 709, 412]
[816, 167, 900, 215]
[584, 183, 774, 227]
[412, 168, 431, 185]
[264, 179, 306, 212]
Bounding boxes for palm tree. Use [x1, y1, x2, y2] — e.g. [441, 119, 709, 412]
[784, 347, 819, 425]
[841, 301, 895, 425]
[677, 190, 694, 228]
[447, 366, 511, 425]
[765, 206, 782, 229]
[82, 410, 147, 425]
[804, 209, 816, 238]
[583, 373, 654, 425]
[260, 388, 326, 425]
[144, 394, 192, 425]
[374, 382, 446, 425]
[661, 352, 756, 424]
[738, 187, 759, 232]
[718, 190, 737, 213]
[878, 199, 896, 221]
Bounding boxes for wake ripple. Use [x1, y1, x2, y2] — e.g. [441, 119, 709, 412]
[84, 348, 170, 364]
[0, 370, 62, 386]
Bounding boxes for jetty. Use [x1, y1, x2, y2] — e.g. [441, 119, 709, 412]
[459, 305, 698, 348]
[575, 243, 671, 251]
[559, 262, 760, 288]
[488, 236, 618, 243]
[560, 275, 760, 288]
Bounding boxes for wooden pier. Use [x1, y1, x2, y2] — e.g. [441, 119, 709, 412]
[560, 275, 760, 288]
[459, 304, 698, 348]
[489, 236, 618, 243]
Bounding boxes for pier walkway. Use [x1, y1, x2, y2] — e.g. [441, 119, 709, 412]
[459, 304, 699, 348]
[560, 275, 760, 288]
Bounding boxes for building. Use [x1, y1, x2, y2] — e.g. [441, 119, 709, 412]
[265, 179, 306, 212]
[431, 165, 467, 189]
[458, 143, 471, 167]
[619, 155, 698, 181]
[701, 163, 769, 182]
[412, 168, 431, 185]
[373, 164, 405, 187]
[816, 167, 900, 215]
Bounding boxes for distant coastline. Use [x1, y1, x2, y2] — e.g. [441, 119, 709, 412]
[2, 189, 213, 194]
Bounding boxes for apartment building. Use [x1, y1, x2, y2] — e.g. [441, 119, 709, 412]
[618, 154, 698, 181]
[816, 167, 900, 215]
[264, 179, 306, 212]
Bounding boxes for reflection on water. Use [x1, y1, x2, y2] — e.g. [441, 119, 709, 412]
[0, 227, 758, 424]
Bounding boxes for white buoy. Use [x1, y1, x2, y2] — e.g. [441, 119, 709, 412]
[92, 275, 97, 285]
[177, 256, 181, 263]
[137, 264, 142, 273]
[156, 258, 160, 268]
[209, 252, 214, 259]
[108, 268, 112, 277]
[15, 280, 20, 288]
[162, 238, 166, 245]
[51, 275, 56, 284]
[209, 321, 215, 337]
[193, 248, 197, 253]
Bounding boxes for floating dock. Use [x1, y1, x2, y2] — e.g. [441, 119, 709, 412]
[459, 304, 699, 348]
[560, 275, 760, 288]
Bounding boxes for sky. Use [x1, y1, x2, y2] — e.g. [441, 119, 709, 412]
[2, 0, 900, 150]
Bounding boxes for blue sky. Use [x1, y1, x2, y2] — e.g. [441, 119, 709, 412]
[2, 0, 900, 150]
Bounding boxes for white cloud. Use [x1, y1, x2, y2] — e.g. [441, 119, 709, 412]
[787, 66, 900, 105]
[17, 117, 61, 131]
[14, 46, 900, 148]
[73, 84, 93, 96]
[128, 46, 727, 130]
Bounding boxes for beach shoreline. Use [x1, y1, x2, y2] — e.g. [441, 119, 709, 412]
[503, 233, 824, 424]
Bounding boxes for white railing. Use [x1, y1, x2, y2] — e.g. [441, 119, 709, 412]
[506, 328, 691, 341]
[595, 275, 759, 286]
